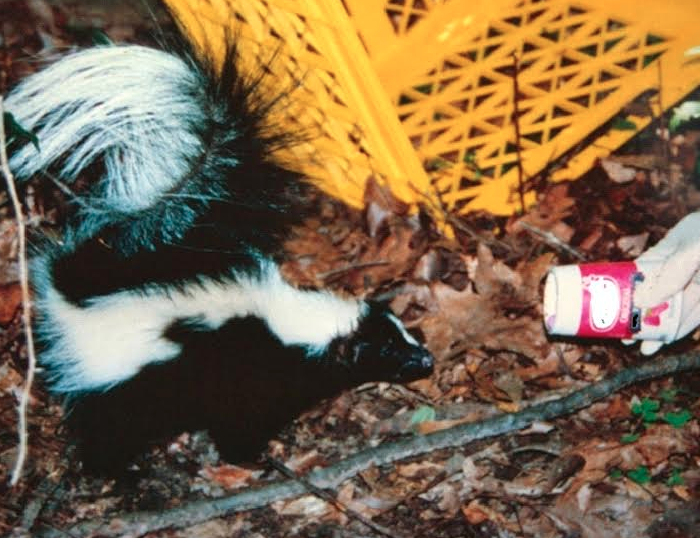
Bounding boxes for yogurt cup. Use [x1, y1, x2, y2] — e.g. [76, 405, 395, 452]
[543, 261, 682, 341]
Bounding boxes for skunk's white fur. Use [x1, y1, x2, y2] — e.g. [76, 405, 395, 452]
[387, 313, 421, 347]
[6, 46, 206, 213]
[36, 256, 367, 392]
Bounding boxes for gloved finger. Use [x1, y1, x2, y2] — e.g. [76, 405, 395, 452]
[640, 339, 664, 355]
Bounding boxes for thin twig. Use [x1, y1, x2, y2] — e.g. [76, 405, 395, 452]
[446, 213, 514, 252]
[34, 351, 700, 538]
[656, 60, 668, 163]
[511, 53, 526, 215]
[0, 97, 38, 487]
[518, 221, 587, 261]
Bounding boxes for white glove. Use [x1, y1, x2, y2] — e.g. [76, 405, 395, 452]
[626, 212, 700, 354]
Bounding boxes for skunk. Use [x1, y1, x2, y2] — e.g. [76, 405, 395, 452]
[5, 39, 433, 470]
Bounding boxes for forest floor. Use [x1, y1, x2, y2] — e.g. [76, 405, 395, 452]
[1, 1, 700, 537]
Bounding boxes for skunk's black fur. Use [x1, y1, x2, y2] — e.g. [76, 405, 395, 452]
[5, 34, 433, 471]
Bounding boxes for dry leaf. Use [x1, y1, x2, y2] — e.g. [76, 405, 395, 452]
[363, 175, 410, 218]
[579, 227, 604, 251]
[492, 371, 525, 403]
[509, 183, 575, 233]
[552, 493, 656, 538]
[601, 159, 637, 184]
[518, 252, 555, 305]
[0, 363, 24, 395]
[284, 449, 325, 474]
[396, 461, 443, 479]
[0, 220, 18, 286]
[672, 485, 691, 501]
[413, 250, 441, 282]
[415, 418, 469, 435]
[274, 495, 331, 517]
[461, 500, 490, 525]
[616, 232, 649, 257]
[199, 464, 253, 489]
[549, 220, 575, 243]
[474, 243, 521, 298]
[0, 284, 21, 325]
[419, 282, 549, 361]
[462, 499, 511, 527]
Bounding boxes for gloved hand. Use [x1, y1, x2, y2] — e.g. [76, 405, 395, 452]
[626, 212, 700, 354]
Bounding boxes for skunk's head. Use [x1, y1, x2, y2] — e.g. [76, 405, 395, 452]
[333, 303, 434, 384]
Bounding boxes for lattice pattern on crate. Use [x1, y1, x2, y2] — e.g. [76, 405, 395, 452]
[168, 0, 406, 208]
[394, 0, 668, 212]
[384, 0, 448, 35]
[166, 0, 700, 219]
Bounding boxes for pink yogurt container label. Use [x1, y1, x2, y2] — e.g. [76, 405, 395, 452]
[577, 262, 636, 338]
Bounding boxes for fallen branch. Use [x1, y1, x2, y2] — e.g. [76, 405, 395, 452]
[0, 97, 39, 487]
[35, 351, 700, 538]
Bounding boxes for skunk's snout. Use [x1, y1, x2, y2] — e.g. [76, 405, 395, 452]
[345, 304, 435, 383]
[394, 346, 434, 382]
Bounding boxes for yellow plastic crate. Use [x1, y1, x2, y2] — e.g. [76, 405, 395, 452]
[164, 0, 700, 216]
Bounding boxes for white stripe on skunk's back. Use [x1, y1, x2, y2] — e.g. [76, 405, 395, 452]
[37, 259, 367, 392]
[5, 46, 206, 212]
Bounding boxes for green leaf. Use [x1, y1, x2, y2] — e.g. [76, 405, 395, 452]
[632, 398, 661, 424]
[609, 468, 623, 480]
[632, 398, 660, 423]
[659, 389, 678, 403]
[611, 117, 637, 131]
[3, 112, 39, 151]
[667, 468, 685, 487]
[663, 409, 693, 429]
[410, 405, 436, 425]
[621, 433, 640, 444]
[628, 466, 651, 485]
[632, 398, 660, 416]
[642, 412, 659, 423]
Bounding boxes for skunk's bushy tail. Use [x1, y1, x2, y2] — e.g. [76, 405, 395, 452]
[5, 42, 304, 254]
[7, 46, 205, 213]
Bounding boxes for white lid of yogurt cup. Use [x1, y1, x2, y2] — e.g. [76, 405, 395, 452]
[543, 265, 583, 336]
